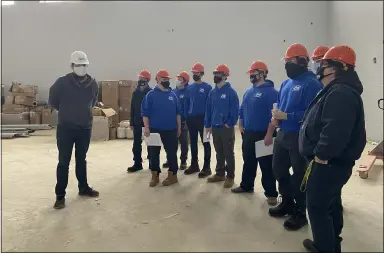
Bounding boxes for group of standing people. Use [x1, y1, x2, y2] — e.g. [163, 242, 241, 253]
[49, 43, 366, 253]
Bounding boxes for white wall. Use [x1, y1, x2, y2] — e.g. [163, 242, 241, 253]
[329, 1, 383, 141]
[1, 1, 329, 101]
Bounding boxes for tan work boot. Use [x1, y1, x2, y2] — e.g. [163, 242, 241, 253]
[207, 174, 226, 183]
[267, 197, 278, 206]
[149, 171, 160, 187]
[162, 171, 178, 186]
[223, 178, 234, 188]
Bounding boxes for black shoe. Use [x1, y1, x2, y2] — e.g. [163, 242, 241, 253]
[79, 187, 99, 197]
[284, 211, 308, 231]
[162, 161, 170, 168]
[269, 197, 295, 217]
[180, 162, 187, 170]
[303, 239, 319, 252]
[127, 165, 143, 173]
[53, 198, 65, 209]
[231, 186, 253, 193]
[198, 164, 212, 178]
[184, 162, 200, 175]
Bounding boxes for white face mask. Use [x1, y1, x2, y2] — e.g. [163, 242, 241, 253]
[73, 66, 87, 76]
[312, 61, 320, 74]
[175, 80, 182, 87]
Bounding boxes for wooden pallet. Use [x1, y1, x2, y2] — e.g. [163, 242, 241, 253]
[357, 141, 383, 179]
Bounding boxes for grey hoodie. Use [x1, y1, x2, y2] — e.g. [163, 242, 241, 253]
[48, 73, 98, 129]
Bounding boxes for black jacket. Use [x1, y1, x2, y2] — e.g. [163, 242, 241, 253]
[130, 85, 151, 127]
[298, 70, 366, 164]
[49, 73, 98, 129]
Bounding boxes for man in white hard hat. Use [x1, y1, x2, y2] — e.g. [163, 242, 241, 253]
[48, 51, 100, 210]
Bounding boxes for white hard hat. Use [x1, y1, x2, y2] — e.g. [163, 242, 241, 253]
[70, 51, 89, 65]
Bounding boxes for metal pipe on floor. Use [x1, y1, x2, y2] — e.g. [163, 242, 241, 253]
[1, 132, 16, 139]
[1, 124, 53, 130]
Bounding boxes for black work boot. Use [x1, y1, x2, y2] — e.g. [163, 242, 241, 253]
[127, 164, 143, 173]
[184, 162, 200, 175]
[180, 161, 187, 170]
[303, 239, 319, 252]
[53, 198, 65, 209]
[79, 186, 99, 197]
[284, 209, 308, 231]
[268, 197, 295, 217]
[198, 163, 212, 178]
[162, 161, 170, 168]
[231, 186, 254, 193]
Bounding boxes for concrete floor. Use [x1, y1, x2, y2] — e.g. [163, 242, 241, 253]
[1, 129, 383, 252]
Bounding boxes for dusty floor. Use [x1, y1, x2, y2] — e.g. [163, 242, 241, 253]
[1, 129, 383, 252]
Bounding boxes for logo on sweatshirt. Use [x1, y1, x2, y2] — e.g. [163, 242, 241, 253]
[199, 88, 205, 93]
[180, 94, 184, 98]
[254, 92, 263, 98]
[169, 96, 174, 101]
[292, 85, 301, 92]
[220, 94, 227, 99]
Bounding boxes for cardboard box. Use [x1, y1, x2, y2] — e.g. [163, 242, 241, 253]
[1, 113, 30, 125]
[109, 127, 117, 140]
[92, 107, 118, 127]
[2, 104, 30, 113]
[14, 95, 35, 107]
[10, 82, 38, 95]
[119, 107, 130, 122]
[5, 96, 14, 104]
[101, 81, 119, 110]
[41, 108, 53, 125]
[29, 111, 42, 124]
[91, 116, 109, 141]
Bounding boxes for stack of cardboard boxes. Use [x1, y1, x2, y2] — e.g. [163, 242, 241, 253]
[2, 82, 54, 125]
[91, 80, 137, 141]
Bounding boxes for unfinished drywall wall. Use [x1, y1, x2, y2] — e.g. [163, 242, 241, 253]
[329, 1, 383, 141]
[1, 1, 329, 101]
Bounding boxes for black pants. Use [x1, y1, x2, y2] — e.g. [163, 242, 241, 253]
[178, 122, 189, 163]
[55, 124, 91, 199]
[186, 115, 211, 165]
[272, 131, 307, 210]
[148, 129, 178, 174]
[307, 161, 353, 253]
[241, 130, 278, 197]
[132, 125, 150, 166]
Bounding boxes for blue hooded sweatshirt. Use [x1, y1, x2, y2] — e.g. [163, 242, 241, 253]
[172, 84, 188, 122]
[278, 70, 322, 132]
[184, 81, 212, 118]
[141, 86, 181, 130]
[204, 82, 239, 128]
[239, 80, 278, 132]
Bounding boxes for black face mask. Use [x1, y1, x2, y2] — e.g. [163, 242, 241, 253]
[161, 81, 170, 88]
[213, 76, 223, 84]
[138, 80, 147, 86]
[192, 74, 201, 82]
[285, 62, 308, 79]
[317, 67, 334, 82]
[250, 75, 258, 84]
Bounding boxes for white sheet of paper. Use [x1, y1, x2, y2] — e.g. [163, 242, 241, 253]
[144, 133, 163, 146]
[203, 130, 211, 143]
[255, 137, 275, 158]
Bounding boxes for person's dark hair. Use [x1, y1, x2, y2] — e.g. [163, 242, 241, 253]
[327, 60, 355, 77]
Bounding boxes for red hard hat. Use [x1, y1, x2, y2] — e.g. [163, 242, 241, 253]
[138, 69, 151, 80]
[176, 71, 190, 83]
[213, 64, 230, 76]
[322, 45, 356, 67]
[247, 61, 269, 75]
[156, 69, 171, 79]
[191, 62, 204, 73]
[312, 46, 329, 61]
[282, 43, 309, 60]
